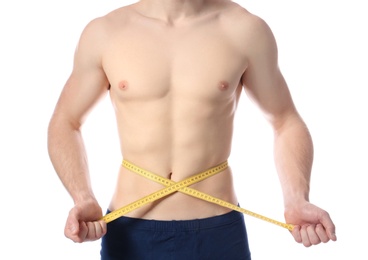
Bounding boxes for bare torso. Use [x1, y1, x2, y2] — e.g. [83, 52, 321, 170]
[47, 0, 336, 247]
[103, 1, 250, 220]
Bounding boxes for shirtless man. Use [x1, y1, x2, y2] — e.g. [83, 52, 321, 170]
[47, 0, 336, 259]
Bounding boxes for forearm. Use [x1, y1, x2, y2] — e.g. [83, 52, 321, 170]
[273, 114, 313, 207]
[47, 116, 95, 204]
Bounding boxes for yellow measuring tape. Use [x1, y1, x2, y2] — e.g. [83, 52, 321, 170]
[102, 160, 294, 231]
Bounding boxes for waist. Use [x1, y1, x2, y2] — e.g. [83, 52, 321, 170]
[109, 160, 238, 220]
[104, 208, 243, 231]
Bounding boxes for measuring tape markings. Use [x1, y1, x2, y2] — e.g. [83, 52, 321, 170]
[102, 161, 227, 223]
[102, 160, 294, 231]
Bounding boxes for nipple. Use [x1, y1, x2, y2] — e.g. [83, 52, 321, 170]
[218, 81, 229, 91]
[118, 80, 128, 90]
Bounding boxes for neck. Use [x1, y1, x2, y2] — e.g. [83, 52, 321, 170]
[137, 0, 207, 24]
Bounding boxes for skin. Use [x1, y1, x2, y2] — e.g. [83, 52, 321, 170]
[48, 0, 336, 248]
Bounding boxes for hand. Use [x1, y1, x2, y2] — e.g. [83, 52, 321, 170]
[285, 201, 337, 247]
[64, 199, 107, 243]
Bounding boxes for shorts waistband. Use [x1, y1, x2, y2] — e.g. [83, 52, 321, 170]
[105, 209, 243, 232]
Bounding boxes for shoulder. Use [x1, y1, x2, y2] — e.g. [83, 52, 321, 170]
[219, 3, 278, 55]
[75, 6, 135, 54]
[222, 3, 274, 37]
[79, 5, 135, 41]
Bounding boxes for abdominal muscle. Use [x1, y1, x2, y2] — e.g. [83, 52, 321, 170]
[107, 100, 239, 220]
[109, 164, 238, 220]
[107, 82, 242, 220]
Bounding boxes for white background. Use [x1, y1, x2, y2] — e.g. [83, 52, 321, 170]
[1, 0, 367, 259]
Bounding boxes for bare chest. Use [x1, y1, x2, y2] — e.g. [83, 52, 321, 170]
[103, 21, 247, 101]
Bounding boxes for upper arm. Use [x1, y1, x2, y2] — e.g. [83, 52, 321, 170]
[241, 16, 298, 129]
[51, 18, 110, 128]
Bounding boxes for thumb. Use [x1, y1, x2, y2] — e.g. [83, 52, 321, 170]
[65, 214, 80, 236]
[320, 212, 337, 241]
[327, 227, 337, 241]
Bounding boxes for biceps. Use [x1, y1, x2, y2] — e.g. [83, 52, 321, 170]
[53, 70, 109, 127]
[243, 67, 297, 124]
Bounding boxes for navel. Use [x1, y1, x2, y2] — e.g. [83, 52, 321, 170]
[118, 80, 128, 90]
[218, 81, 229, 91]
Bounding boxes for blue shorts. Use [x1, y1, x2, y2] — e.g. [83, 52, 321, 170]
[100, 210, 251, 260]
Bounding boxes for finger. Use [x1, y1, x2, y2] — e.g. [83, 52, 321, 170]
[99, 220, 107, 236]
[93, 221, 105, 239]
[93, 221, 106, 239]
[307, 224, 321, 245]
[319, 212, 337, 241]
[291, 225, 302, 243]
[316, 224, 329, 243]
[85, 221, 105, 241]
[300, 225, 312, 247]
[85, 221, 96, 241]
[77, 222, 88, 243]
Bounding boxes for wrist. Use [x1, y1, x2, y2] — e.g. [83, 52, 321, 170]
[72, 191, 97, 205]
[283, 199, 313, 225]
[283, 192, 309, 209]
